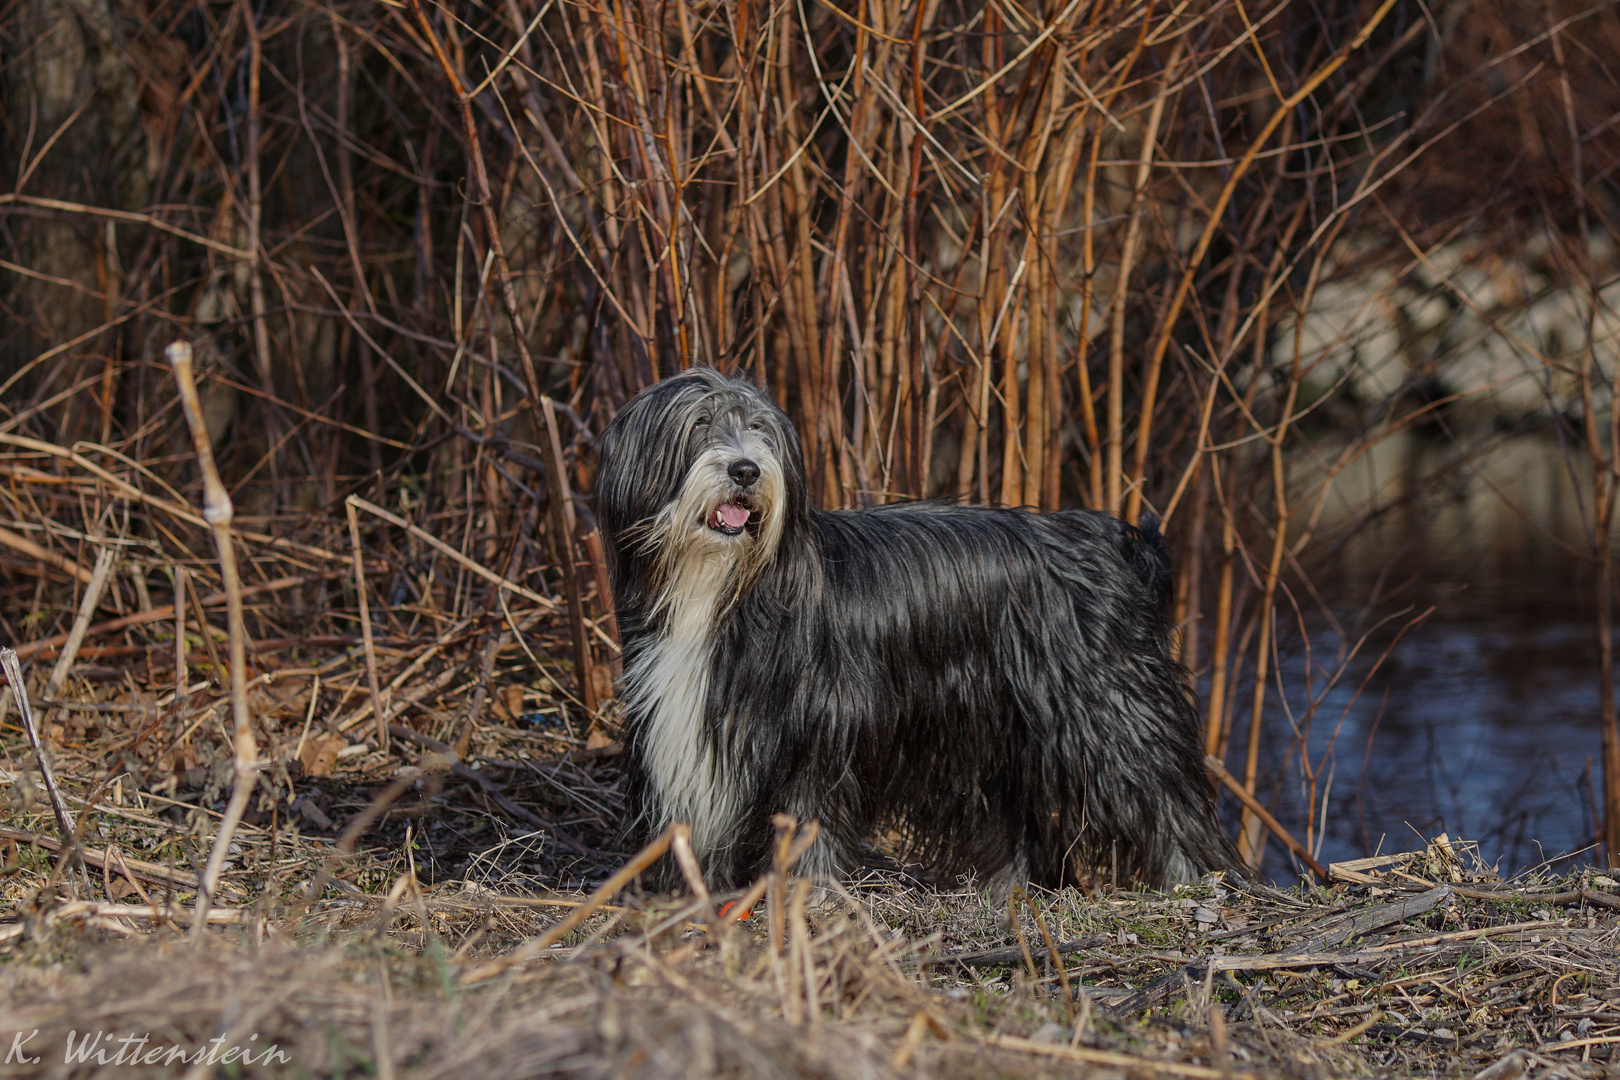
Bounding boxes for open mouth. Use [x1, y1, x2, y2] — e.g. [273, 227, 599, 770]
[706, 499, 752, 536]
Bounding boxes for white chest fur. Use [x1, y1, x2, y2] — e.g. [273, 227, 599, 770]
[624, 551, 740, 860]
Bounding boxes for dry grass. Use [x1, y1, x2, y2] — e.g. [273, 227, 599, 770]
[4, 0, 1620, 894]
[5, 682, 1620, 1080]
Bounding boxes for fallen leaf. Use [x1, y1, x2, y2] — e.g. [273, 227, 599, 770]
[300, 732, 347, 777]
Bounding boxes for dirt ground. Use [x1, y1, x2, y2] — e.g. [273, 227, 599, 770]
[4, 657, 1620, 1080]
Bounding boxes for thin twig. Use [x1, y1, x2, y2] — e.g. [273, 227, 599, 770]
[167, 342, 260, 940]
[43, 548, 117, 701]
[1206, 754, 1327, 879]
[0, 649, 79, 880]
[346, 496, 390, 753]
[541, 396, 596, 718]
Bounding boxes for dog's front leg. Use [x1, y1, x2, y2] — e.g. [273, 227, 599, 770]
[765, 772, 867, 884]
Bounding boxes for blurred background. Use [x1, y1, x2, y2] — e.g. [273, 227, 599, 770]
[2, 0, 1618, 882]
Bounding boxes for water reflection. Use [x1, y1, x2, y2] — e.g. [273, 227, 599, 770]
[1244, 429, 1609, 877]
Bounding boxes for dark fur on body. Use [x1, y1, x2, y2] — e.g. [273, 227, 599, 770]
[595, 368, 1239, 890]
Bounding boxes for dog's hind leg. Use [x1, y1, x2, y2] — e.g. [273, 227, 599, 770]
[1113, 740, 1242, 887]
[979, 848, 1033, 906]
[968, 793, 1059, 901]
[1162, 796, 1245, 884]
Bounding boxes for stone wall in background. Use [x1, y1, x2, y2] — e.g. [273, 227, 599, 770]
[1281, 236, 1620, 420]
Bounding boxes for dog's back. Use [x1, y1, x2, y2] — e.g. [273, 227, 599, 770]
[774, 501, 1237, 888]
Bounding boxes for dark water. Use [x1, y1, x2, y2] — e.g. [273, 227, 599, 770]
[1244, 430, 1611, 878]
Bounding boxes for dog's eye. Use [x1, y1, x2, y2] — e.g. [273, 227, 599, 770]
[747, 421, 763, 432]
[691, 416, 710, 434]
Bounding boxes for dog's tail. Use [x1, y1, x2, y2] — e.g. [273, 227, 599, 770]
[1112, 511, 1250, 885]
[1118, 511, 1174, 611]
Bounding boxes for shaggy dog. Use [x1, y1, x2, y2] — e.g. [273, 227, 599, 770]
[594, 367, 1238, 890]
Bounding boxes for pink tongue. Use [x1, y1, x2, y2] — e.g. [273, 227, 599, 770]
[716, 503, 750, 529]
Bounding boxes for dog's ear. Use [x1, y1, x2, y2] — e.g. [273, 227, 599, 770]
[594, 388, 673, 538]
[591, 416, 629, 536]
[595, 371, 716, 533]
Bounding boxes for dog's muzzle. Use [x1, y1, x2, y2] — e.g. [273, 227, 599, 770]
[707, 458, 760, 536]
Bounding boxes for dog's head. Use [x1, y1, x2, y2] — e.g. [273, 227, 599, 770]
[596, 368, 806, 607]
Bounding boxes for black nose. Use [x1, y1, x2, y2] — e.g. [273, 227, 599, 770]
[728, 458, 760, 487]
